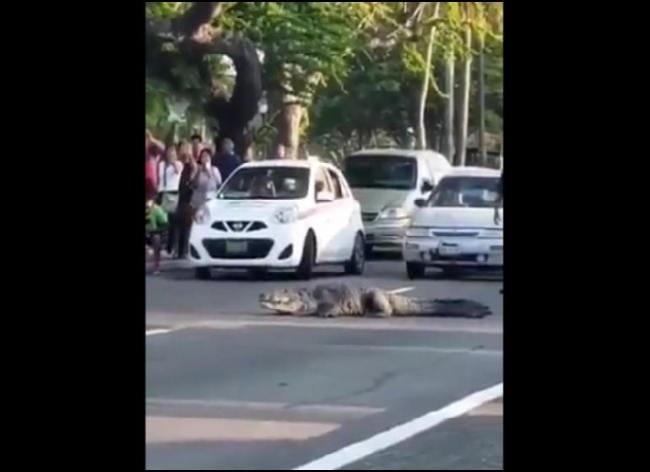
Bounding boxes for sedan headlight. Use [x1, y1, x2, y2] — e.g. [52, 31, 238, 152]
[479, 228, 503, 239]
[406, 227, 431, 238]
[274, 207, 299, 225]
[378, 207, 409, 221]
[194, 205, 211, 225]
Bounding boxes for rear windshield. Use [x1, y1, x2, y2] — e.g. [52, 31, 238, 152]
[343, 156, 417, 190]
[429, 176, 500, 208]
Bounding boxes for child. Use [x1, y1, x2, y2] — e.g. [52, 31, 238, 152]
[146, 198, 168, 275]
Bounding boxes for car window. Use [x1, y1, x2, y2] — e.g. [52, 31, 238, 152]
[314, 167, 334, 202]
[327, 169, 345, 200]
[429, 176, 500, 208]
[218, 167, 310, 201]
[343, 156, 417, 190]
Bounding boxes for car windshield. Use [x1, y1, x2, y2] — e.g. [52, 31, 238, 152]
[218, 167, 310, 201]
[429, 176, 500, 208]
[344, 156, 417, 190]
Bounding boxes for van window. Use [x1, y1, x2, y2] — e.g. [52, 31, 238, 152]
[344, 156, 417, 190]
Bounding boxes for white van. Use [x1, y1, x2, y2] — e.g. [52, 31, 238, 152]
[342, 149, 452, 254]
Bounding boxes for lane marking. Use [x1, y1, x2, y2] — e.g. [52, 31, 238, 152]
[388, 287, 414, 295]
[293, 383, 503, 470]
[146, 328, 177, 337]
[146, 398, 383, 421]
[322, 344, 503, 356]
[147, 417, 339, 444]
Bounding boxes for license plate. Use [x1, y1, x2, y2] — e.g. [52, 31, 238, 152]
[440, 245, 460, 256]
[225, 241, 248, 254]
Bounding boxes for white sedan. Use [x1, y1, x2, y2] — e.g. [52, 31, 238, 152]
[189, 160, 366, 280]
[403, 167, 503, 279]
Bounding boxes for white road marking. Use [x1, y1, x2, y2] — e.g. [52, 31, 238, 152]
[388, 287, 415, 295]
[146, 328, 177, 337]
[323, 344, 503, 356]
[293, 383, 504, 471]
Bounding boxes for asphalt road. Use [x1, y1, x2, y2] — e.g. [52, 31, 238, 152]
[146, 257, 503, 470]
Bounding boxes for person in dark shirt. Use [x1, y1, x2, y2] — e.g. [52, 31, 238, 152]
[212, 138, 241, 182]
[494, 169, 503, 225]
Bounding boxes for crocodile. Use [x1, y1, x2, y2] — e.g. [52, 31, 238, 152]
[259, 284, 492, 319]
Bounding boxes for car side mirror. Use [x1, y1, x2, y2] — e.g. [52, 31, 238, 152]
[414, 199, 428, 209]
[421, 180, 434, 193]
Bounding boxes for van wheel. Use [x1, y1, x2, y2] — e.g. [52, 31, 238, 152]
[296, 233, 316, 280]
[195, 267, 212, 280]
[406, 263, 426, 280]
[345, 233, 365, 276]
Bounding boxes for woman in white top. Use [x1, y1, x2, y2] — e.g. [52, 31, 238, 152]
[192, 149, 223, 209]
[157, 146, 184, 256]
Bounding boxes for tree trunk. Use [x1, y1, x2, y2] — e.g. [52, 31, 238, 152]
[455, 27, 473, 167]
[442, 53, 456, 161]
[416, 3, 442, 150]
[276, 102, 304, 160]
[477, 35, 487, 166]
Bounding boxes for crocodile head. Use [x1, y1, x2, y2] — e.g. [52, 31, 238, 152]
[259, 288, 318, 316]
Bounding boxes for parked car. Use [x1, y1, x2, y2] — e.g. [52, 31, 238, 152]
[403, 167, 503, 279]
[342, 149, 452, 255]
[189, 160, 365, 280]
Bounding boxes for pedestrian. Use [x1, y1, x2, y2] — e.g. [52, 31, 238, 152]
[212, 138, 241, 182]
[494, 169, 503, 226]
[146, 196, 168, 276]
[158, 145, 183, 256]
[192, 148, 223, 210]
[146, 130, 164, 201]
[191, 133, 203, 162]
[176, 148, 198, 259]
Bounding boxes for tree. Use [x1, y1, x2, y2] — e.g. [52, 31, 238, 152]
[145, 2, 263, 156]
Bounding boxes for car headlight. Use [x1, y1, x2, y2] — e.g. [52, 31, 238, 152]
[406, 227, 430, 238]
[479, 229, 503, 239]
[274, 207, 299, 224]
[378, 207, 409, 221]
[194, 205, 211, 225]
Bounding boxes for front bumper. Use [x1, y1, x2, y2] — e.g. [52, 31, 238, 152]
[189, 223, 306, 269]
[364, 220, 410, 249]
[403, 236, 503, 267]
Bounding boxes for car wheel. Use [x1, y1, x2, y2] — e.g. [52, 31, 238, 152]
[195, 267, 212, 280]
[296, 233, 316, 281]
[406, 262, 426, 280]
[345, 233, 365, 276]
[365, 244, 374, 259]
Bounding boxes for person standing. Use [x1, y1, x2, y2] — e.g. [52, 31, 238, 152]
[212, 138, 241, 182]
[146, 130, 164, 200]
[192, 149, 223, 210]
[191, 134, 203, 162]
[176, 146, 199, 259]
[146, 197, 168, 276]
[158, 146, 183, 256]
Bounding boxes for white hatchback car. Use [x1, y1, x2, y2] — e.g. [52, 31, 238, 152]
[189, 160, 366, 280]
[403, 167, 503, 279]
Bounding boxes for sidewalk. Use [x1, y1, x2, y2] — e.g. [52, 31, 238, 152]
[145, 254, 192, 272]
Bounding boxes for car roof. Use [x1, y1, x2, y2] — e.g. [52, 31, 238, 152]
[442, 166, 501, 178]
[347, 148, 448, 160]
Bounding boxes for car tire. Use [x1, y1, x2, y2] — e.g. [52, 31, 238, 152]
[365, 244, 374, 259]
[296, 233, 316, 281]
[345, 233, 365, 276]
[195, 267, 212, 280]
[406, 262, 426, 280]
